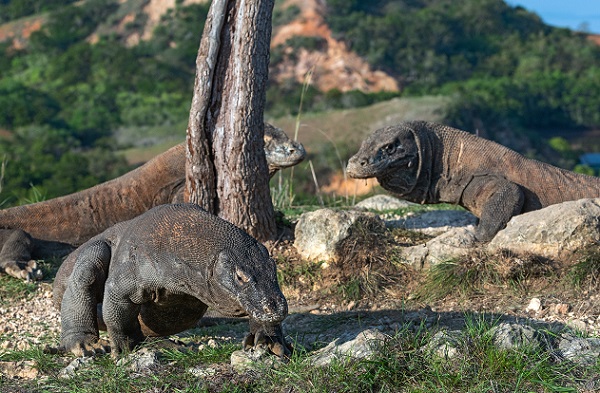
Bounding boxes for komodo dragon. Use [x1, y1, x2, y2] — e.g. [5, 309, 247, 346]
[346, 121, 600, 241]
[0, 123, 305, 279]
[53, 203, 290, 358]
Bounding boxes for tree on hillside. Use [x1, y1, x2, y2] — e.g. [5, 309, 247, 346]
[185, 0, 277, 242]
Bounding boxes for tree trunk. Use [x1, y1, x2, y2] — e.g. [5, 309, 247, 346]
[185, 0, 277, 242]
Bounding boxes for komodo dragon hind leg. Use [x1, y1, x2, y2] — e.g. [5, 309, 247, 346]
[59, 240, 112, 357]
[0, 229, 42, 281]
[461, 175, 525, 242]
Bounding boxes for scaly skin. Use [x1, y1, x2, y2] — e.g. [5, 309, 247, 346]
[0, 123, 305, 279]
[347, 121, 600, 241]
[53, 204, 290, 358]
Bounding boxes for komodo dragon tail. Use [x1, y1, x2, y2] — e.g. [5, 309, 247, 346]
[0, 123, 305, 248]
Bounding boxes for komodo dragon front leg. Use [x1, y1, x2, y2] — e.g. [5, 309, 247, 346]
[59, 240, 112, 357]
[459, 174, 525, 242]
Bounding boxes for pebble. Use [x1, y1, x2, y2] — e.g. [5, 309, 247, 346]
[525, 297, 542, 313]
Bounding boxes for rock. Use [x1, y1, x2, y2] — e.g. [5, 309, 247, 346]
[354, 195, 417, 211]
[387, 210, 477, 236]
[309, 329, 387, 367]
[424, 330, 463, 360]
[59, 357, 95, 379]
[230, 347, 278, 373]
[525, 298, 542, 313]
[116, 348, 161, 372]
[401, 227, 478, 269]
[294, 209, 385, 262]
[489, 323, 540, 351]
[0, 360, 39, 380]
[488, 198, 600, 258]
[558, 335, 600, 366]
[188, 366, 217, 378]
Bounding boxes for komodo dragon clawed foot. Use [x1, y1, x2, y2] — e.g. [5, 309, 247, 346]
[0, 229, 43, 281]
[46, 335, 111, 358]
[0, 259, 42, 281]
[244, 320, 293, 359]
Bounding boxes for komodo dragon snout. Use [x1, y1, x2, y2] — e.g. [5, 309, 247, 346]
[213, 248, 288, 324]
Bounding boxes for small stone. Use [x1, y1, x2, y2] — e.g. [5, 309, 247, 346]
[424, 330, 463, 361]
[207, 339, 218, 348]
[525, 298, 542, 313]
[558, 335, 600, 365]
[188, 366, 217, 378]
[230, 347, 276, 373]
[59, 357, 95, 379]
[121, 348, 161, 372]
[554, 303, 570, 315]
[309, 329, 387, 367]
[490, 323, 540, 351]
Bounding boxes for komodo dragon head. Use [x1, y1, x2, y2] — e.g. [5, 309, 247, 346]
[210, 242, 288, 324]
[264, 123, 306, 177]
[346, 123, 422, 196]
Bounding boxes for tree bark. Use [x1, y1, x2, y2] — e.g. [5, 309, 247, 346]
[185, 0, 277, 242]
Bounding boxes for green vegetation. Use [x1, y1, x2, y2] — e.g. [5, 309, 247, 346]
[0, 0, 209, 205]
[0, 0, 78, 23]
[2, 317, 599, 392]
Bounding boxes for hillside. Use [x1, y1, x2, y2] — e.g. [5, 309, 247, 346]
[0, 0, 397, 94]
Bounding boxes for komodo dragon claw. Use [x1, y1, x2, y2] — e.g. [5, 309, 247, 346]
[45, 337, 112, 358]
[0, 260, 42, 281]
[243, 329, 293, 359]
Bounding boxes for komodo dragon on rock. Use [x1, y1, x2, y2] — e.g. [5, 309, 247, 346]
[347, 121, 600, 241]
[0, 123, 305, 280]
[52, 203, 290, 358]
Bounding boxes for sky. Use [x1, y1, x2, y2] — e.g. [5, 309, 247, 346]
[507, 0, 600, 34]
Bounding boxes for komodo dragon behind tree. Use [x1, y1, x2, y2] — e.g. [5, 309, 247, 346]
[52, 203, 290, 358]
[346, 121, 600, 241]
[0, 123, 305, 279]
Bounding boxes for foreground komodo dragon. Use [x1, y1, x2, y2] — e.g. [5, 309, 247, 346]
[0, 123, 305, 279]
[347, 121, 600, 241]
[53, 203, 290, 358]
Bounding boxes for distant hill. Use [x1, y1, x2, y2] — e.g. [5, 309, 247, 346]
[4, 0, 597, 95]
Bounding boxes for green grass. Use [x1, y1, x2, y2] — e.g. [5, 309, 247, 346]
[567, 247, 600, 290]
[0, 274, 38, 304]
[1, 311, 599, 392]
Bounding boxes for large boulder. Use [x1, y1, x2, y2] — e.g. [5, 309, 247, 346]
[401, 227, 478, 269]
[487, 198, 600, 258]
[294, 209, 385, 262]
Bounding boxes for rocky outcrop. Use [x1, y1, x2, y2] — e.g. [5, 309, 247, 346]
[294, 208, 385, 262]
[487, 198, 600, 258]
[294, 196, 600, 267]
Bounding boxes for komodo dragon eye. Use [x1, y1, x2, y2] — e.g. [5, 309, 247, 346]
[382, 141, 399, 155]
[235, 268, 250, 285]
